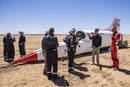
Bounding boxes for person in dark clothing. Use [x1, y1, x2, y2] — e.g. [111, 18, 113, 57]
[87, 28, 102, 65]
[3, 33, 16, 63]
[42, 28, 59, 80]
[42, 31, 49, 75]
[65, 29, 78, 72]
[19, 32, 26, 57]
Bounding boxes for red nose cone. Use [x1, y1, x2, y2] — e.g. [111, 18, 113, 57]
[91, 32, 95, 35]
[11, 52, 38, 65]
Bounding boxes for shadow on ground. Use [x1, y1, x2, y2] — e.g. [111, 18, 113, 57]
[69, 70, 90, 79]
[49, 76, 69, 87]
[118, 68, 130, 75]
[73, 62, 89, 72]
[95, 64, 130, 75]
[95, 64, 114, 70]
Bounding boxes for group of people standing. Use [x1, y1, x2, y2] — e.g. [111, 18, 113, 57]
[2, 26, 120, 80]
[42, 26, 120, 80]
[42, 28, 79, 80]
[3, 32, 26, 63]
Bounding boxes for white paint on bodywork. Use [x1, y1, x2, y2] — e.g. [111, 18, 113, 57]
[76, 40, 92, 55]
[36, 50, 44, 61]
[33, 30, 112, 60]
[58, 42, 68, 57]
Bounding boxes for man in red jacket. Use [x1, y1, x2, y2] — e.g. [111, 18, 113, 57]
[111, 26, 120, 69]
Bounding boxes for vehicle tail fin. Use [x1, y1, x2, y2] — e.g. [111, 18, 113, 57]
[104, 18, 121, 31]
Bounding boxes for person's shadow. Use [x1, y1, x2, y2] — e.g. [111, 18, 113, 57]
[73, 62, 89, 72]
[118, 68, 130, 75]
[95, 64, 114, 70]
[96, 64, 130, 75]
[68, 62, 90, 79]
[69, 70, 90, 79]
[50, 76, 69, 87]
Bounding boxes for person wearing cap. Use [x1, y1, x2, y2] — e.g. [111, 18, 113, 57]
[111, 25, 120, 70]
[42, 28, 59, 80]
[42, 31, 49, 75]
[65, 28, 78, 72]
[87, 29, 102, 65]
[3, 33, 16, 63]
[19, 32, 26, 57]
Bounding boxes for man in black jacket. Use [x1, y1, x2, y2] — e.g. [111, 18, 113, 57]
[19, 31, 26, 57]
[3, 33, 16, 63]
[65, 29, 78, 72]
[88, 29, 102, 65]
[42, 28, 59, 80]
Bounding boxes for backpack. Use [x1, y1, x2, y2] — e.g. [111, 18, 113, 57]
[63, 35, 71, 45]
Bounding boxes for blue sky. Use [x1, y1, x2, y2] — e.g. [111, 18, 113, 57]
[0, 0, 130, 34]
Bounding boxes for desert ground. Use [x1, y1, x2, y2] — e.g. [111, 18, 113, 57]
[0, 34, 130, 87]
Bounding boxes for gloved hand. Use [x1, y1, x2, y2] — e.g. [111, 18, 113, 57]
[112, 37, 115, 41]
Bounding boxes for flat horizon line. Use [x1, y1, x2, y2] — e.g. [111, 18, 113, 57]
[0, 33, 130, 36]
[0, 34, 67, 36]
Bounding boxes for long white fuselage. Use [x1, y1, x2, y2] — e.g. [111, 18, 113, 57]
[35, 30, 112, 61]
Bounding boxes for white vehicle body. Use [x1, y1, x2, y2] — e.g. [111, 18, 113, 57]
[11, 18, 121, 65]
[36, 30, 112, 61]
[11, 18, 122, 64]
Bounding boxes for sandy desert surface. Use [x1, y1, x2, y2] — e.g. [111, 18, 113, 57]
[0, 34, 130, 87]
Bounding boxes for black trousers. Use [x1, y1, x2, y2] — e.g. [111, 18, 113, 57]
[67, 48, 75, 69]
[46, 51, 58, 73]
[19, 44, 26, 56]
[4, 46, 15, 63]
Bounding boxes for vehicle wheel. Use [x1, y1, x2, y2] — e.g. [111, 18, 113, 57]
[118, 41, 123, 48]
[123, 40, 128, 48]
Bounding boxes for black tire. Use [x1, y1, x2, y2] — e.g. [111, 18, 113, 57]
[123, 40, 128, 48]
[118, 41, 123, 48]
